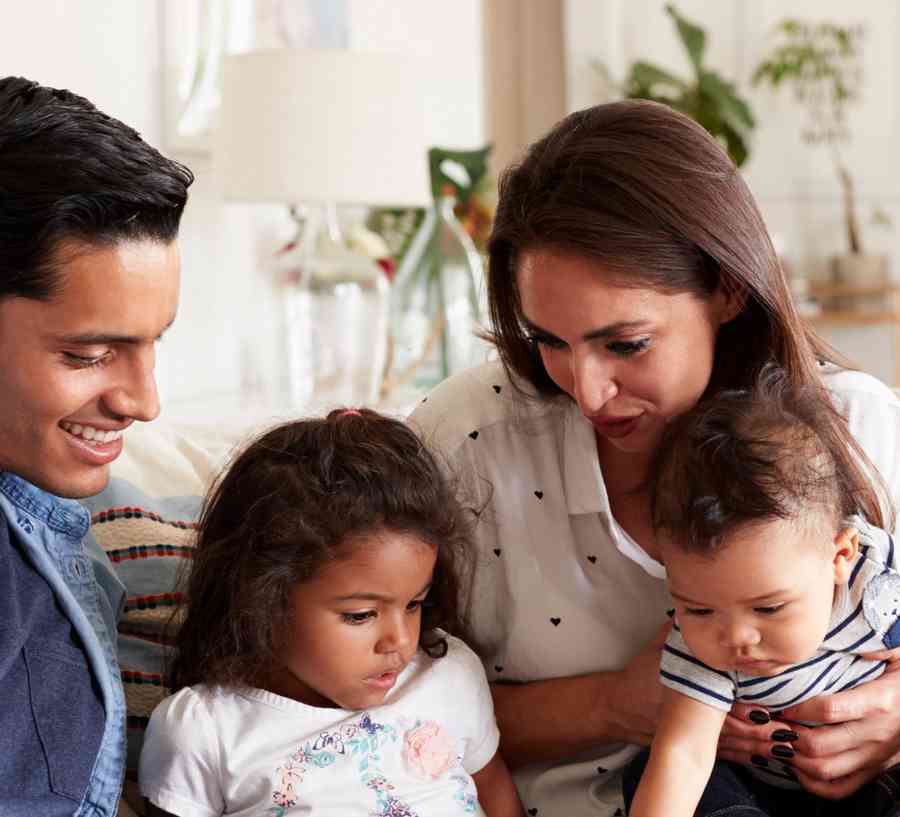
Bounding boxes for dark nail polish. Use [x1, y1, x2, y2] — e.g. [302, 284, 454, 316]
[771, 729, 799, 742]
[748, 710, 770, 724]
[750, 754, 768, 767]
[769, 711, 784, 720]
[666, 608, 675, 618]
[771, 744, 795, 759]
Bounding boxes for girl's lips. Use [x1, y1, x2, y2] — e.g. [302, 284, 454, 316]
[364, 670, 400, 690]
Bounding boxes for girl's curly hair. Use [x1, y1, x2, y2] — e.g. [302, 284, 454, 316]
[167, 408, 473, 692]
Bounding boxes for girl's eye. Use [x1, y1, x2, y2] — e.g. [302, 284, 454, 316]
[754, 604, 785, 615]
[64, 352, 109, 369]
[341, 611, 375, 625]
[684, 607, 713, 617]
[606, 338, 650, 357]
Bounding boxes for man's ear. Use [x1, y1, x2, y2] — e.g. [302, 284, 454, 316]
[833, 527, 860, 584]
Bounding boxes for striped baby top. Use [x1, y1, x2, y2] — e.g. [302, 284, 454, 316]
[661, 516, 900, 787]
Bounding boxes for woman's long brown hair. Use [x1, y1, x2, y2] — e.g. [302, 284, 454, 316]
[486, 100, 893, 530]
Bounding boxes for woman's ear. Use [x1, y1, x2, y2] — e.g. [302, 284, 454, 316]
[832, 527, 860, 585]
[716, 277, 748, 325]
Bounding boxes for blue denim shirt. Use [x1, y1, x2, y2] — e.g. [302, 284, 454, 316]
[0, 473, 126, 817]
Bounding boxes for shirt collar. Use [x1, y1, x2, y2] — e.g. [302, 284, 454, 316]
[561, 401, 612, 516]
[0, 472, 90, 539]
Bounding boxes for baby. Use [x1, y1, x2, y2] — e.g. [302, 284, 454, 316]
[625, 366, 900, 817]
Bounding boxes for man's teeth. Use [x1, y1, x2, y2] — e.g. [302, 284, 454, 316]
[60, 422, 123, 443]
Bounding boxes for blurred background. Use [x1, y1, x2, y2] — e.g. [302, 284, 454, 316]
[2, 0, 897, 423]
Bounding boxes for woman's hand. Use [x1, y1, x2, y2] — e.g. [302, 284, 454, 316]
[776, 648, 900, 799]
[716, 704, 798, 766]
[604, 621, 671, 746]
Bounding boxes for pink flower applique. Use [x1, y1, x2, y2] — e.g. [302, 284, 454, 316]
[403, 721, 457, 780]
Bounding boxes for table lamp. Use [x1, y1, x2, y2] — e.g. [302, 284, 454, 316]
[216, 49, 430, 407]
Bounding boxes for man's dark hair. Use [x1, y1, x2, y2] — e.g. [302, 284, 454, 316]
[167, 408, 474, 692]
[651, 365, 862, 555]
[0, 76, 194, 299]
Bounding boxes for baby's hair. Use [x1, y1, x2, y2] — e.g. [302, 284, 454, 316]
[651, 364, 862, 555]
[167, 408, 472, 692]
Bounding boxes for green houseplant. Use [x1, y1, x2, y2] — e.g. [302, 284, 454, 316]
[753, 19, 890, 283]
[596, 3, 755, 167]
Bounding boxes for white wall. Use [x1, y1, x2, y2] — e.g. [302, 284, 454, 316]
[2, 0, 486, 419]
[564, 0, 900, 385]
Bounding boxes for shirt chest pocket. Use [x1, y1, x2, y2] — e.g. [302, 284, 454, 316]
[24, 639, 105, 802]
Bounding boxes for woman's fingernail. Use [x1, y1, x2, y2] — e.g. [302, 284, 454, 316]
[666, 608, 675, 618]
[771, 729, 799, 742]
[748, 710, 770, 724]
[750, 754, 768, 767]
[771, 744, 795, 759]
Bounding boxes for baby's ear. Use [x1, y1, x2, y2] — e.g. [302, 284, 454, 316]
[832, 527, 860, 584]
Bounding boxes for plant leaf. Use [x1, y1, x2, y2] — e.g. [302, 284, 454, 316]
[665, 4, 706, 75]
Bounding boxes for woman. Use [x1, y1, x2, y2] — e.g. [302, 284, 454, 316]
[410, 100, 900, 817]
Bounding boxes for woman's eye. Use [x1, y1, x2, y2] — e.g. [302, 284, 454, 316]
[529, 334, 566, 350]
[406, 600, 423, 613]
[341, 611, 375, 625]
[684, 607, 713, 617]
[754, 604, 785, 615]
[606, 338, 649, 357]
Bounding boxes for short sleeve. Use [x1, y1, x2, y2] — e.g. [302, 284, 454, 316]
[444, 637, 501, 774]
[823, 368, 900, 534]
[139, 687, 224, 817]
[660, 626, 735, 712]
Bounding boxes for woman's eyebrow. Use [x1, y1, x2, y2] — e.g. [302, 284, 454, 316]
[521, 315, 650, 342]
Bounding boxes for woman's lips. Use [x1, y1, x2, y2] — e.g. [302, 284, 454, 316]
[592, 414, 642, 439]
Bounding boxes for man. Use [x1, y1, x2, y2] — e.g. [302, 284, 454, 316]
[0, 76, 193, 816]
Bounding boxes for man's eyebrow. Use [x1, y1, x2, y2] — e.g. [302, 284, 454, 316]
[520, 315, 650, 343]
[331, 580, 433, 604]
[55, 318, 176, 345]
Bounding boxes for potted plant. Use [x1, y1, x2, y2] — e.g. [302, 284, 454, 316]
[594, 4, 755, 167]
[753, 20, 890, 286]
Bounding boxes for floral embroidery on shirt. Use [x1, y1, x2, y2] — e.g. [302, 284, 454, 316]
[403, 720, 457, 780]
[267, 713, 420, 816]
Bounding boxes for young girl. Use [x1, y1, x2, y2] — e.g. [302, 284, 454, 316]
[139, 408, 522, 817]
[625, 367, 900, 817]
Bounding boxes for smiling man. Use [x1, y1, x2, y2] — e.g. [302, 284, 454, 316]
[0, 77, 192, 816]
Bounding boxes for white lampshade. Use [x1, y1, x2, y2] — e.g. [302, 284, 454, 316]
[216, 49, 431, 207]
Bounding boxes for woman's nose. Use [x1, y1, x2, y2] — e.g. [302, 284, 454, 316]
[571, 351, 618, 416]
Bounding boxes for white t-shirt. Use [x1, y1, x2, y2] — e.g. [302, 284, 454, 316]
[139, 636, 499, 817]
[409, 359, 900, 817]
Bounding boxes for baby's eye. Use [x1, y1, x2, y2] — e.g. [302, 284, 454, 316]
[753, 604, 785, 615]
[684, 607, 713, 617]
[341, 611, 375, 625]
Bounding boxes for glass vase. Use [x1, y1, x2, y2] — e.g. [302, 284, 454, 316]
[280, 203, 390, 408]
[383, 190, 489, 402]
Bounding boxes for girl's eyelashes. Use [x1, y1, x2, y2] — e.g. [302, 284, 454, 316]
[341, 610, 375, 625]
[607, 338, 650, 357]
[684, 607, 713, 617]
